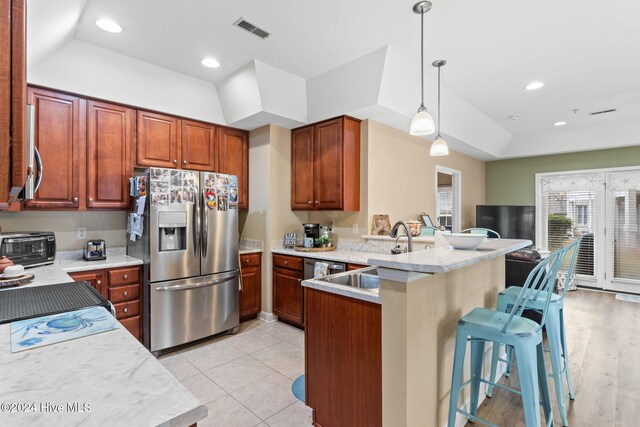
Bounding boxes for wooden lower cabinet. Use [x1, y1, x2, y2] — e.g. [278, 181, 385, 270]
[347, 263, 369, 271]
[239, 253, 262, 322]
[68, 265, 142, 341]
[272, 256, 304, 328]
[305, 287, 382, 427]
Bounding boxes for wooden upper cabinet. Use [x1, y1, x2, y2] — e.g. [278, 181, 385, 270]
[291, 127, 314, 210]
[181, 119, 216, 171]
[1, 0, 27, 208]
[24, 87, 84, 209]
[291, 116, 361, 211]
[86, 100, 134, 209]
[136, 111, 180, 169]
[216, 127, 249, 210]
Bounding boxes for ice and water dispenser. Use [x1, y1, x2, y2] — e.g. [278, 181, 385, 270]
[158, 211, 187, 251]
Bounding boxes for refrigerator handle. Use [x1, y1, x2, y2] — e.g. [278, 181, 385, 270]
[193, 187, 200, 257]
[201, 187, 208, 257]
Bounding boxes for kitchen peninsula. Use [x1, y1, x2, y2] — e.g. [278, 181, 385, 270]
[303, 238, 531, 427]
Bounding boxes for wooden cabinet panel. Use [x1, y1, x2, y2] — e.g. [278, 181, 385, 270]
[108, 284, 140, 304]
[273, 267, 304, 328]
[136, 110, 180, 168]
[87, 100, 134, 209]
[240, 252, 261, 268]
[113, 300, 140, 319]
[273, 254, 303, 271]
[347, 263, 369, 271]
[313, 118, 343, 210]
[181, 119, 216, 171]
[216, 127, 248, 210]
[240, 264, 261, 322]
[24, 88, 84, 209]
[305, 288, 382, 427]
[119, 315, 141, 341]
[108, 266, 140, 287]
[68, 270, 106, 299]
[0, 0, 10, 205]
[291, 127, 314, 210]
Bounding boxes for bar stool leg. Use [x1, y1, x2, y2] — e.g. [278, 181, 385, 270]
[559, 307, 575, 400]
[515, 342, 542, 427]
[469, 339, 486, 418]
[448, 328, 469, 427]
[547, 305, 569, 426]
[537, 342, 554, 427]
[487, 297, 510, 397]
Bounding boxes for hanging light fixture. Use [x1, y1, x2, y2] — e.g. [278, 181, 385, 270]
[430, 59, 449, 156]
[409, 1, 436, 136]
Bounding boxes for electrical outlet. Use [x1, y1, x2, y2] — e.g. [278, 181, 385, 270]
[352, 224, 359, 235]
[77, 227, 87, 240]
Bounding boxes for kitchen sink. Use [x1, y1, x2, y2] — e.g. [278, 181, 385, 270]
[315, 267, 379, 291]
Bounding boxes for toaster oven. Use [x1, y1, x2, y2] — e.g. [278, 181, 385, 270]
[0, 232, 56, 268]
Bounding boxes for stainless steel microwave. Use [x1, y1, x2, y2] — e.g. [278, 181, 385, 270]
[0, 232, 56, 268]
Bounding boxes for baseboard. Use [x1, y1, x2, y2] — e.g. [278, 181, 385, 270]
[258, 311, 278, 323]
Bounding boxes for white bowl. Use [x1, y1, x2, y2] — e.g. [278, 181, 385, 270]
[442, 233, 487, 250]
[2, 264, 25, 278]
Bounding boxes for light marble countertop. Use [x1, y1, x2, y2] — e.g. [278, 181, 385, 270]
[0, 250, 207, 426]
[368, 238, 532, 273]
[239, 248, 263, 255]
[303, 275, 381, 305]
[272, 248, 374, 265]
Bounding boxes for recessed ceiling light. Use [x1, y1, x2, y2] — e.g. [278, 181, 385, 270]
[96, 19, 122, 33]
[525, 81, 544, 90]
[200, 57, 220, 68]
[553, 121, 567, 126]
[508, 115, 520, 121]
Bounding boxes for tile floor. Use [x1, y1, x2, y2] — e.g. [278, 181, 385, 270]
[159, 320, 312, 427]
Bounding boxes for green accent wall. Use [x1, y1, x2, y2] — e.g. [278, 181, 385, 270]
[485, 146, 640, 205]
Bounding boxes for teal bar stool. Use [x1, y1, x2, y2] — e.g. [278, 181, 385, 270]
[487, 239, 581, 427]
[461, 228, 501, 239]
[447, 246, 568, 427]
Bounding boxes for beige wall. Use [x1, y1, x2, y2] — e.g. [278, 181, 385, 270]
[0, 211, 127, 250]
[366, 120, 485, 231]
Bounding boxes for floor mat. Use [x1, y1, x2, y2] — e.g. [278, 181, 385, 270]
[615, 293, 640, 304]
[291, 374, 305, 403]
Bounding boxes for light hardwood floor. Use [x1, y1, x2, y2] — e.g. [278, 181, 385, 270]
[467, 289, 640, 427]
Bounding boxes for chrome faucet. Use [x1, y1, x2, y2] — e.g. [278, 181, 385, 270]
[390, 221, 413, 253]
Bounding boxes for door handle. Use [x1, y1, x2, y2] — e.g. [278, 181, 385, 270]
[155, 276, 236, 291]
[201, 187, 208, 257]
[193, 187, 200, 257]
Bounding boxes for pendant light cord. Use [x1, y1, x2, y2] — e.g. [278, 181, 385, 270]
[420, 9, 425, 108]
[437, 65, 441, 135]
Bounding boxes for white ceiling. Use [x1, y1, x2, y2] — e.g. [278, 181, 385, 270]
[27, 0, 640, 159]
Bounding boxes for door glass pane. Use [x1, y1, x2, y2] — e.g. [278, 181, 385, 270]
[609, 172, 640, 281]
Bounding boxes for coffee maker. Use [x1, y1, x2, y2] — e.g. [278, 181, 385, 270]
[303, 223, 320, 247]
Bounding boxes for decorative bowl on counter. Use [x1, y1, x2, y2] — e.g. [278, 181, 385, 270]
[442, 233, 487, 250]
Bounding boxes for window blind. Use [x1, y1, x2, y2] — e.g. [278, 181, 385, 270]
[607, 171, 640, 281]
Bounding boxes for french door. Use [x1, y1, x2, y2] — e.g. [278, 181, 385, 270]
[536, 167, 640, 294]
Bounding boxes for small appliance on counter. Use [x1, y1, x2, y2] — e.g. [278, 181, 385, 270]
[0, 231, 56, 268]
[84, 239, 107, 261]
[303, 223, 320, 248]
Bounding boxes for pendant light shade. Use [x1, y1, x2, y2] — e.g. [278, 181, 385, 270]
[430, 59, 449, 156]
[410, 107, 436, 136]
[410, 1, 435, 136]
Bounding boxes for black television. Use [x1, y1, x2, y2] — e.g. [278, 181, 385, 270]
[475, 205, 535, 245]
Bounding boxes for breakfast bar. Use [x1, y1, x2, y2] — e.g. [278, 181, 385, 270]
[303, 238, 531, 427]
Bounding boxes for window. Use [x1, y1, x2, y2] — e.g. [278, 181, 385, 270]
[576, 205, 587, 225]
[437, 187, 453, 229]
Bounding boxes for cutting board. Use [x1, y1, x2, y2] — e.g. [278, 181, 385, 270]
[0, 273, 35, 288]
[293, 246, 337, 253]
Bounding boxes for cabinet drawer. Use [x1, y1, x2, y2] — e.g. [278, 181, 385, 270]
[108, 267, 140, 287]
[273, 254, 303, 271]
[119, 315, 141, 341]
[240, 253, 261, 268]
[108, 284, 140, 304]
[113, 300, 140, 319]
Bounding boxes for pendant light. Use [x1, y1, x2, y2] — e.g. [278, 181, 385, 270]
[430, 59, 449, 156]
[409, 1, 435, 136]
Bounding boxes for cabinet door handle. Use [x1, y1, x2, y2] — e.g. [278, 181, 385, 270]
[123, 307, 128, 313]
[123, 291, 128, 296]
[88, 197, 93, 204]
[182, 160, 187, 165]
[123, 274, 128, 280]
[173, 159, 178, 165]
[315, 200, 319, 204]
[96, 280, 101, 285]
[73, 197, 78, 202]
[308, 201, 312, 204]
[284, 261, 288, 265]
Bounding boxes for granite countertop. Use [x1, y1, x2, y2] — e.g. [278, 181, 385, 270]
[55, 247, 143, 273]
[239, 248, 263, 255]
[368, 238, 532, 273]
[303, 275, 381, 305]
[0, 320, 206, 427]
[272, 248, 376, 265]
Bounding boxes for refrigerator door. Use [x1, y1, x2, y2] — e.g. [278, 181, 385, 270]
[149, 168, 201, 282]
[149, 271, 239, 352]
[200, 172, 239, 275]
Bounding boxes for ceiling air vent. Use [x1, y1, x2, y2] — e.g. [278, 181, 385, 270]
[589, 108, 617, 116]
[233, 17, 271, 39]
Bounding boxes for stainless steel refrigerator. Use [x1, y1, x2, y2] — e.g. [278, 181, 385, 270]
[127, 168, 240, 353]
